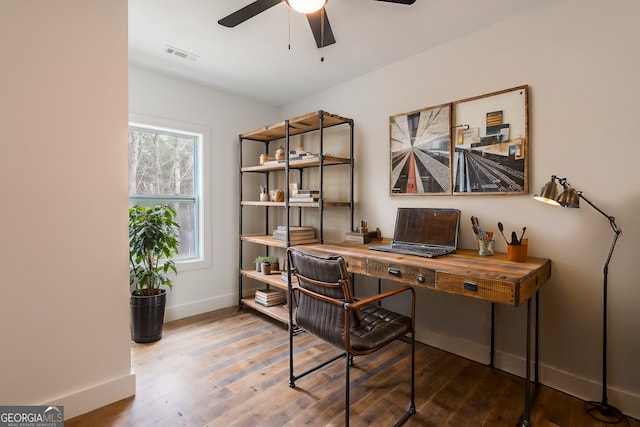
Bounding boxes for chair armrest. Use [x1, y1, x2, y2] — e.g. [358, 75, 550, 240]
[345, 285, 415, 310]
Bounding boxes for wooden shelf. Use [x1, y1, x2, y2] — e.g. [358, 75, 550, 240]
[240, 111, 351, 142]
[241, 155, 350, 172]
[241, 269, 294, 291]
[241, 297, 290, 324]
[241, 234, 320, 248]
[241, 200, 351, 208]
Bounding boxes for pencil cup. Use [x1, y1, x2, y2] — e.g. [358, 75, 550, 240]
[507, 238, 528, 262]
[478, 239, 495, 256]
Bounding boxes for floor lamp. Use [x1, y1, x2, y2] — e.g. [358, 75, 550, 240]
[534, 175, 624, 424]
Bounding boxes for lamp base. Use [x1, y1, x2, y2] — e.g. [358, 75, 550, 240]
[586, 400, 625, 424]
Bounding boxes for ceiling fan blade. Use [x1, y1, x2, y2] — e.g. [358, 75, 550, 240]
[374, 0, 416, 4]
[306, 8, 336, 48]
[218, 0, 282, 27]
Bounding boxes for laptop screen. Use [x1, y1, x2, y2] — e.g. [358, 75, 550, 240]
[393, 208, 461, 248]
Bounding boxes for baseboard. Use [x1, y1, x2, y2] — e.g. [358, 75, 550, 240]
[164, 294, 237, 322]
[418, 330, 640, 420]
[416, 328, 491, 365]
[496, 350, 640, 420]
[46, 373, 136, 420]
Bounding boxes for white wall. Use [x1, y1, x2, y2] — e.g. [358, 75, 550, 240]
[282, 0, 640, 418]
[128, 66, 280, 321]
[0, 0, 133, 419]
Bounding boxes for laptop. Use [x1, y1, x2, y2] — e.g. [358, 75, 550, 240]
[369, 208, 461, 258]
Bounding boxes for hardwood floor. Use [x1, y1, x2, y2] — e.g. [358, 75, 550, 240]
[67, 308, 639, 427]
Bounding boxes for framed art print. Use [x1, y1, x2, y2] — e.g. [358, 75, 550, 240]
[452, 85, 529, 194]
[390, 103, 452, 194]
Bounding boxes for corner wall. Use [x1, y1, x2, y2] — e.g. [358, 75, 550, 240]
[282, 0, 640, 418]
[0, 1, 133, 418]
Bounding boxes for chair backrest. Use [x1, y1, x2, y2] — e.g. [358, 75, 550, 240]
[287, 248, 355, 348]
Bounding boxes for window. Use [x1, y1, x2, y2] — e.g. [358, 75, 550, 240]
[128, 123, 201, 261]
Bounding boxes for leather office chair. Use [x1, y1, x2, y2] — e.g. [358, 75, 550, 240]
[287, 247, 416, 426]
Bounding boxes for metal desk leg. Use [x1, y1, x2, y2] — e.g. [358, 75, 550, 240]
[518, 298, 533, 427]
[518, 291, 540, 427]
[535, 291, 540, 386]
[490, 302, 495, 368]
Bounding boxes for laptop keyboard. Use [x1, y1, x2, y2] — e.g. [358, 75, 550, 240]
[370, 243, 453, 258]
[391, 245, 451, 258]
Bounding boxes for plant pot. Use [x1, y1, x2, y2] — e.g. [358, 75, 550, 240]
[261, 262, 271, 275]
[130, 289, 167, 343]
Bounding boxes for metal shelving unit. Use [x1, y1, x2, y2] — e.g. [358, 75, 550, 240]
[238, 110, 354, 324]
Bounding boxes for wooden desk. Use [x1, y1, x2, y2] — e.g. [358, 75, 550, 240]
[292, 242, 552, 427]
[297, 242, 551, 306]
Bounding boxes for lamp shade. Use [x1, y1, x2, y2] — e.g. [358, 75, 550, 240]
[287, 0, 327, 14]
[533, 178, 560, 206]
[557, 187, 580, 208]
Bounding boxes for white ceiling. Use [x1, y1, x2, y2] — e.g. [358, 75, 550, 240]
[129, 0, 555, 106]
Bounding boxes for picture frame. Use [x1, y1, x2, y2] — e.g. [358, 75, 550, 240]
[389, 85, 529, 196]
[452, 85, 529, 195]
[389, 103, 452, 194]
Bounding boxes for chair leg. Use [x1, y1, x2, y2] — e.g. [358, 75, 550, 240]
[410, 331, 416, 413]
[394, 331, 416, 427]
[345, 353, 350, 426]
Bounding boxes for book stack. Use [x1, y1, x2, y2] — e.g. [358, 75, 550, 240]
[289, 150, 316, 162]
[280, 271, 297, 283]
[289, 189, 320, 203]
[344, 231, 370, 244]
[254, 288, 287, 307]
[272, 226, 317, 245]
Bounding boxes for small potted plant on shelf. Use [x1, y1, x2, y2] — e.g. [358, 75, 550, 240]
[129, 204, 180, 343]
[253, 256, 279, 273]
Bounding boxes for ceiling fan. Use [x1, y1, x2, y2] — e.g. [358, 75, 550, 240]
[218, 0, 416, 49]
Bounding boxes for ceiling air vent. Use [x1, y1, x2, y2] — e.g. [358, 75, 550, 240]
[164, 45, 199, 62]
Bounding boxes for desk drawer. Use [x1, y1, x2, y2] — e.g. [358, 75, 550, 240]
[435, 272, 516, 305]
[342, 255, 367, 276]
[366, 260, 435, 288]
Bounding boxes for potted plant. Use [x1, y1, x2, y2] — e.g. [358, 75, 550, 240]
[253, 256, 279, 272]
[129, 204, 180, 343]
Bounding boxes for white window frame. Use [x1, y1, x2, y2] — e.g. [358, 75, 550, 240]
[129, 113, 211, 271]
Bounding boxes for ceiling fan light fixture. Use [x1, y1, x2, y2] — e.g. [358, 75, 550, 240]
[287, 0, 327, 14]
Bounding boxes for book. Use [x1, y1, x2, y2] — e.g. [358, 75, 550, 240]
[275, 225, 315, 232]
[255, 294, 286, 303]
[255, 293, 286, 302]
[280, 272, 297, 283]
[345, 231, 370, 244]
[254, 299, 286, 307]
[272, 237, 319, 245]
[272, 226, 316, 242]
[254, 288, 287, 306]
[261, 160, 280, 167]
[255, 288, 284, 297]
[272, 229, 316, 238]
[273, 236, 316, 244]
[289, 197, 320, 203]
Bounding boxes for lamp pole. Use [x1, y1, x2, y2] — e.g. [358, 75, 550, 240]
[579, 193, 624, 424]
[535, 176, 626, 423]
